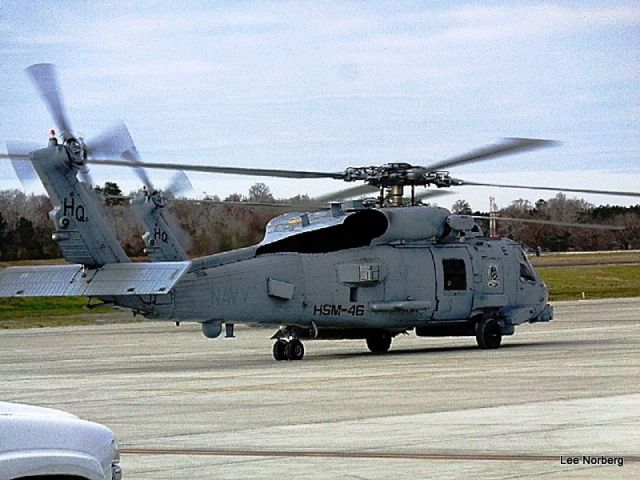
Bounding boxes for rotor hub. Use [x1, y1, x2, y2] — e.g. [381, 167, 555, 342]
[344, 163, 455, 189]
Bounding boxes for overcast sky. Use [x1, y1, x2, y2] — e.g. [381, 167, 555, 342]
[0, 1, 638, 211]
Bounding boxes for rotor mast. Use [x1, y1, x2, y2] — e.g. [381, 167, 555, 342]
[389, 185, 404, 206]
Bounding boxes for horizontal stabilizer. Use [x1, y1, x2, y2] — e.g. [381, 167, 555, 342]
[0, 261, 191, 297]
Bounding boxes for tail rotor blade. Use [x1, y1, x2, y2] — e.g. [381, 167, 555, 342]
[79, 171, 94, 186]
[25, 63, 74, 140]
[166, 171, 193, 198]
[5, 141, 41, 189]
[85, 120, 135, 158]
[10, 158, 38, 187]
[163, 208, 193, 252]
[121, 146, 154, 191]
[87, 120, 155, 191]
[84, 121, 145, 189]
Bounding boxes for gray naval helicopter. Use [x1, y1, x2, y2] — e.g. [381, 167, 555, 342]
[1, 64, 636, 361]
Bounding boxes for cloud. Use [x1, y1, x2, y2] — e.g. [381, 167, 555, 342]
[438, 3, 638, 25]
[12, 33, 80, 46]
[394, 4, 640, 46]
[0, 1, 637, 209]
[114, 9, 281, 32]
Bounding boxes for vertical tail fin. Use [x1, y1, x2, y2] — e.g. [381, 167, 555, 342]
[132, 194, 188, 262]
[31, 143, 129, 267]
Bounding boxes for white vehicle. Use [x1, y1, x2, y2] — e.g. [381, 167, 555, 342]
[0, 401, 122, 480]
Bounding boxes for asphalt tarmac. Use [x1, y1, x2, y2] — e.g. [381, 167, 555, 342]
[1, 297, 639, 479]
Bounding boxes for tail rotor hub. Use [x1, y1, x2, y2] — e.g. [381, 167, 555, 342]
[64, 137, 87, 166]
[150, 190, 166, 208]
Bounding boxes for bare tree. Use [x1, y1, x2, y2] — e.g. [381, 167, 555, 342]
[248, 183, 274, 203]
[451, 199, 472, 215]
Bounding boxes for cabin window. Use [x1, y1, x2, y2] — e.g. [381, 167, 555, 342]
[443, 259, 467, 290]
[349, 287, 358, 302]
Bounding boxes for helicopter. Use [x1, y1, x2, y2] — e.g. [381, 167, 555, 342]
[0, 63, 636, 361]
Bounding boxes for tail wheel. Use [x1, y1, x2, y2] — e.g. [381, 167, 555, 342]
[286, 339, 305, 360]
[476, 318, 502, 349]
[366, 331, 392, 354]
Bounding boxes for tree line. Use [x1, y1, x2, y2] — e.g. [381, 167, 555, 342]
[452, 195, 640, 251]
[1, 184, 639, 262]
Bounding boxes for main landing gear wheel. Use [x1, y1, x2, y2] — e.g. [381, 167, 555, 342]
[272, 338, 305, 361]
[272, 339, 287, 361]
[475, 318, 502, 349]
[286, 339, 305, 360]
[366, 331, 392, 354]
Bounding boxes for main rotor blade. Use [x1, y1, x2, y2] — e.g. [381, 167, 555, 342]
[458, 180, 640, 198]
[86, 158, 344, 179]
[84, 138, 556, 181]
[315, 184, 379, 202]
[108, 195, 326, 209]
[414, 188, 452, 200]
[423, 138, 558, 172]
[473, 215, 624, 231]
[25, 63, 74, 140]
[176, 198, 328, 209]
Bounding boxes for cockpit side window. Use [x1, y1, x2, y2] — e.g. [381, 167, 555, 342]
[443, 259, 467, 290]
[520, 263, 536, 282]
[516, 248, 537, 282]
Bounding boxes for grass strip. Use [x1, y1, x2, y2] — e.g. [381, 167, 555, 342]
[538, 264, 640, 301]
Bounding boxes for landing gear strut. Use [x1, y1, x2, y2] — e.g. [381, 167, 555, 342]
[272, 338, 305, 361]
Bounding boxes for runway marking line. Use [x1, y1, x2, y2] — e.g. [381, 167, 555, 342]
[120, 448, 640, 463]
